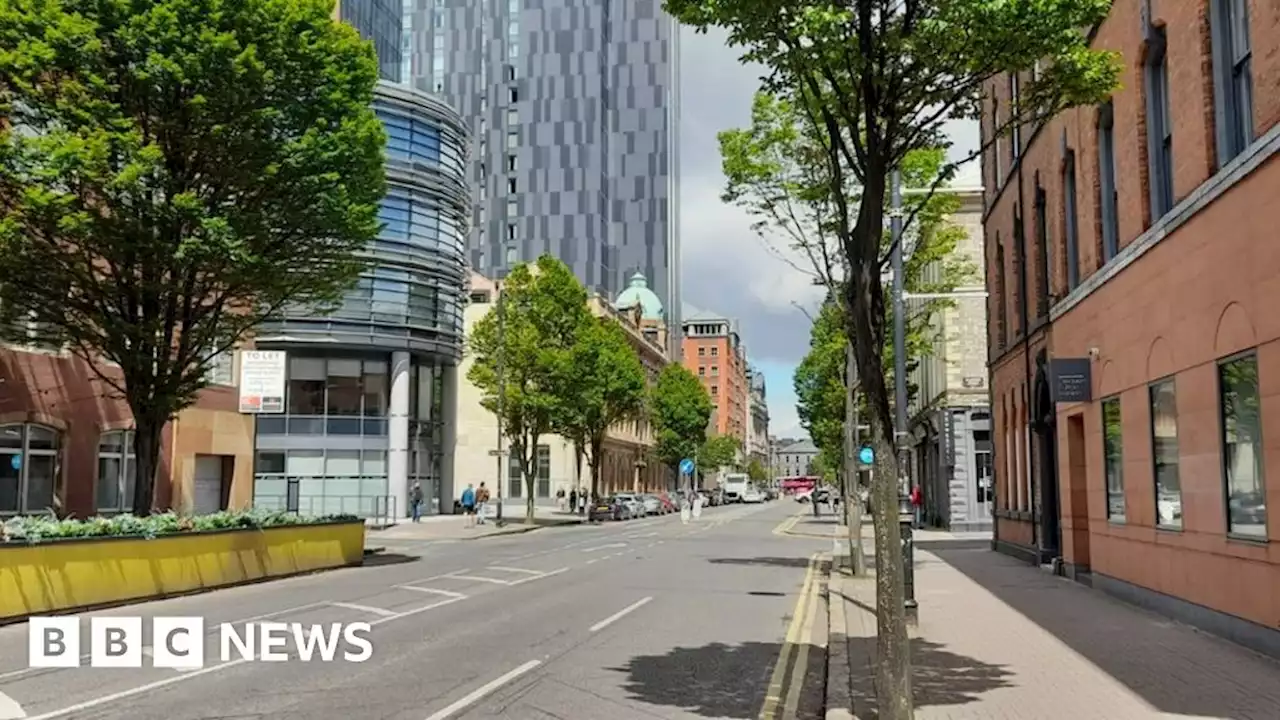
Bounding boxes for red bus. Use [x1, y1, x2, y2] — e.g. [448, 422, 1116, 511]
[778, 476, 818, 494]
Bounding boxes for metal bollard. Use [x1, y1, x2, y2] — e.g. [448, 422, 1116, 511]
[899, 495, 918, 624]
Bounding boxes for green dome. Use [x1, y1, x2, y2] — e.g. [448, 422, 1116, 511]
[614, 272, 664, 320]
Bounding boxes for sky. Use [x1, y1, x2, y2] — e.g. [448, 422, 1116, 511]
[677, 26, 981, 441]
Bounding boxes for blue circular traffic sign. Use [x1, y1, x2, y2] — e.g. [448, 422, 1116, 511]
[858, 446, 875, 465]
[679, 458, 695, 475]
[9, 455, 19, 470]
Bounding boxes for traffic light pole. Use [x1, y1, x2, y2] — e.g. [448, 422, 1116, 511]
[890, 170, 918, 620]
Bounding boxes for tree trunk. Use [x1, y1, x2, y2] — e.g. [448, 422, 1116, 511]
[130, 411, 165, 517]
[843, 170, 912, 719]
[522, 434, 537, 524]
[574, 441, 584, 486]
[589, 436, 603, 502]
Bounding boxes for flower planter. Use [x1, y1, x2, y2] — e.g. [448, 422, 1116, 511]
[0, 520, 365, 622]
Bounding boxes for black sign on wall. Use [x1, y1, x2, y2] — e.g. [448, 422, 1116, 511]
[1051, 358, 1093, 403]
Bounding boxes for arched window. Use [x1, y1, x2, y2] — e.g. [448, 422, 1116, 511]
[96, 430, 137, 513]
[0, 423, 61, 516]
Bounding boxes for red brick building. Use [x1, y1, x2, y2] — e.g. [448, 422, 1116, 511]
[0, 342, 255, 520]
[982, 0, 1280, 656]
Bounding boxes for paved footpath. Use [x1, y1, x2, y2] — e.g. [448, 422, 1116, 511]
[830, 544, 1280, 719]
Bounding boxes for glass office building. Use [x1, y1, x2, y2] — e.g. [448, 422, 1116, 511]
[253, 82, 470, 519]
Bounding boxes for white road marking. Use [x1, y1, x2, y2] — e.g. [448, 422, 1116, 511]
[589, 597, 653, 633]
[487, 566, 544, 575]
[581, 543, 627, 553]
[139, 647, 201, 674]
[422, 660, 542, 720]
[509, 567, 568, 585]
[624, 532, 658, 539]
[443, 574, 510, 585]
[328, 602, 398, 617]
[405, 569, 470, 584]
[395, 586, 467, 599]
[0, 690, 27, 719]
[584, 558, 599, 565]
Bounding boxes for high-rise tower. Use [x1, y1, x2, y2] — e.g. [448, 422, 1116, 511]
[404, 0, 682, 354]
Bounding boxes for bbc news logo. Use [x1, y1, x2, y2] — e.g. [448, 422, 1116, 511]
[28, 617, 373, 668]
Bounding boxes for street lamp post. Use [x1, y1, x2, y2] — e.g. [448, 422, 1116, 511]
[889, 170, 919, 621]
[494, 277, 507, 527]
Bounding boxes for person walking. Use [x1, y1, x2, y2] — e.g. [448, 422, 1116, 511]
[691, 491, 703, 521]
[461, 484, 477, 528]
[410, 482, 424, 523]
[569, 488, 577, 516]
[476, 482, 491, 525]
[910, 485, 923, 529]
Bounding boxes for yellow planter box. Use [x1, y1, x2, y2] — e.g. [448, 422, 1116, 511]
[0, 520, 365, 622]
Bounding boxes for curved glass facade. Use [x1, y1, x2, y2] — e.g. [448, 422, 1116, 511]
[255, 83, 469, 521]
[259, 82, 469, 360]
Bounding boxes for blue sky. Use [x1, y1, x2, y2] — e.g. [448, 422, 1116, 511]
[677, 26, 979, 440]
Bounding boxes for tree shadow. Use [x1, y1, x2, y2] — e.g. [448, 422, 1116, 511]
[360, 552, 419, 567]
[835, 632, 1014, 718]
[706, 556, 813, 569]
[929, 547, 1280, 719]
[610, 641, 824, 718]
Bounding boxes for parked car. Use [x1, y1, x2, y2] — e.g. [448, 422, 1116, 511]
[657, 492, 678, 513]
[639, 494, 664, 515]
[742, 487, 764, 503]
[589, 497, 628, 521]
[614, 493, 645, 518]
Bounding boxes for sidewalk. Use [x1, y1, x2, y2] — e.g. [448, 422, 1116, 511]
[369, 505, 584, 543]
[826, 546, 1280, 719]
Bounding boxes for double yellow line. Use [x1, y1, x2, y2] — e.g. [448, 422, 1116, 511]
[771, 510, 804, 536]
[759, 552, 825, 720]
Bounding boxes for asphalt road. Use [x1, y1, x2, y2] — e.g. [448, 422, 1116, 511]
[0, 500, 830, 720]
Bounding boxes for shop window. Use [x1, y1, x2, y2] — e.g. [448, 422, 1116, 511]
[1149, 379, 1182, 529]
[96, 430, 137, 513]
[1219, 353, 1265, 538]
[0, 423, 60, 515]
[1102, 396, 1124, 521]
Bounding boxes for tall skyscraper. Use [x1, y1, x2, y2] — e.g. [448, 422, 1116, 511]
[404, 0, 681, 353]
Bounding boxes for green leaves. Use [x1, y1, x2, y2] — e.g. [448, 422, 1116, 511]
[650, 364, 714, 468]
[557, 314, 649, 455]
[0, 0, 387, 512]
[699, 433, 741, 470]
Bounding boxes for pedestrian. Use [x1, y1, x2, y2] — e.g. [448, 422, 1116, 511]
[569, 488, 577, 516]
[556, 488, 566, 512]
[692, 491, 703, 521]
[577, 489, 587, 516]
[461, 483, 476, 528]
[476, 482, 491, 525]
[911, 485, 923, 528]
[680, 493, 691, 524]
[410, 482, 424, 523]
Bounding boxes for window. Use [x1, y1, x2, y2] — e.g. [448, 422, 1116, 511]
[362, 361, 387, 417]
[1012, 206, 1025, 328]
[504, 64, 515, 82]
[710, 347, 718, 357]
[993, 98, 1004, 187]
[1149, 379, 1181, 529]
[506, 108, 518, 126]
[326, 359, 362, 418]
[994, 235, 1007, 347]
[1063, 149, 1080, 290]
[507, 177, 516, 193]
[507, 223, 517, 241]
[1009, 74, 1021, 159]
[1102, 396, 1124, 522]
[506, 132, 518, 150]
[697, 347, 705, 356]
[507, 154, 517, 172]
[711, 366, 719, 376]
[710, 385, 718, 396]
[508, 448, 523, 498]
[95, 431, 137, 513]
[0, 423, 59, 515]
[508, 86, 518, 103]
[1097, 102, 1120, 262]
[205, 350, 236, 386]
[1219, 353, 1265, 537]
[1145, 26, 1174, 219]
[536, 444, 551, 498]
[1034, 180, 1050, 317]
[698, 366, 705, 376]
[1210, 0, 1253, 165]
[288, 357, 326, 415]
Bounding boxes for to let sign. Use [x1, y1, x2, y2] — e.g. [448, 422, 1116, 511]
[1051, 358, 1092, 403]
[238, 350, 287, 414]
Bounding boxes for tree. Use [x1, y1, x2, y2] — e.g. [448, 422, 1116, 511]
[650, 364, 713, 484]
[467, 255, 591, 522]
[699, 433, 741, 475]
[746, 458, 768, 482]
[664, 1, 1120, 715]
[0, 0, 387, 515]
[557, 316, 648, 502]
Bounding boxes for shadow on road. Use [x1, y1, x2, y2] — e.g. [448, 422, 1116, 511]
[360, 552, 420, 567]
[706, 556, 812, 569]
[612, 641, 823, 719]
[929, 547, 1280, 720]
[834, 630, 1013, 718]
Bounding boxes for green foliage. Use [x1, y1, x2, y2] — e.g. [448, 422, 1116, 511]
[557, 315, 649, 497]
[746, 458, 768, 482]
[0, 0, 386, 514]
[467, 255, 591, 520]
[793, 299, 848, 462]
[699, 433, 741, 470]
[1, 509, 358, 545]
[650, 364, 714, 469]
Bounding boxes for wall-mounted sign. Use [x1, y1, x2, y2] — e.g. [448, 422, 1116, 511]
[238, 350, 287, 414]
[1051, 358, 1092, 403]
[962, 376, 985, 388]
